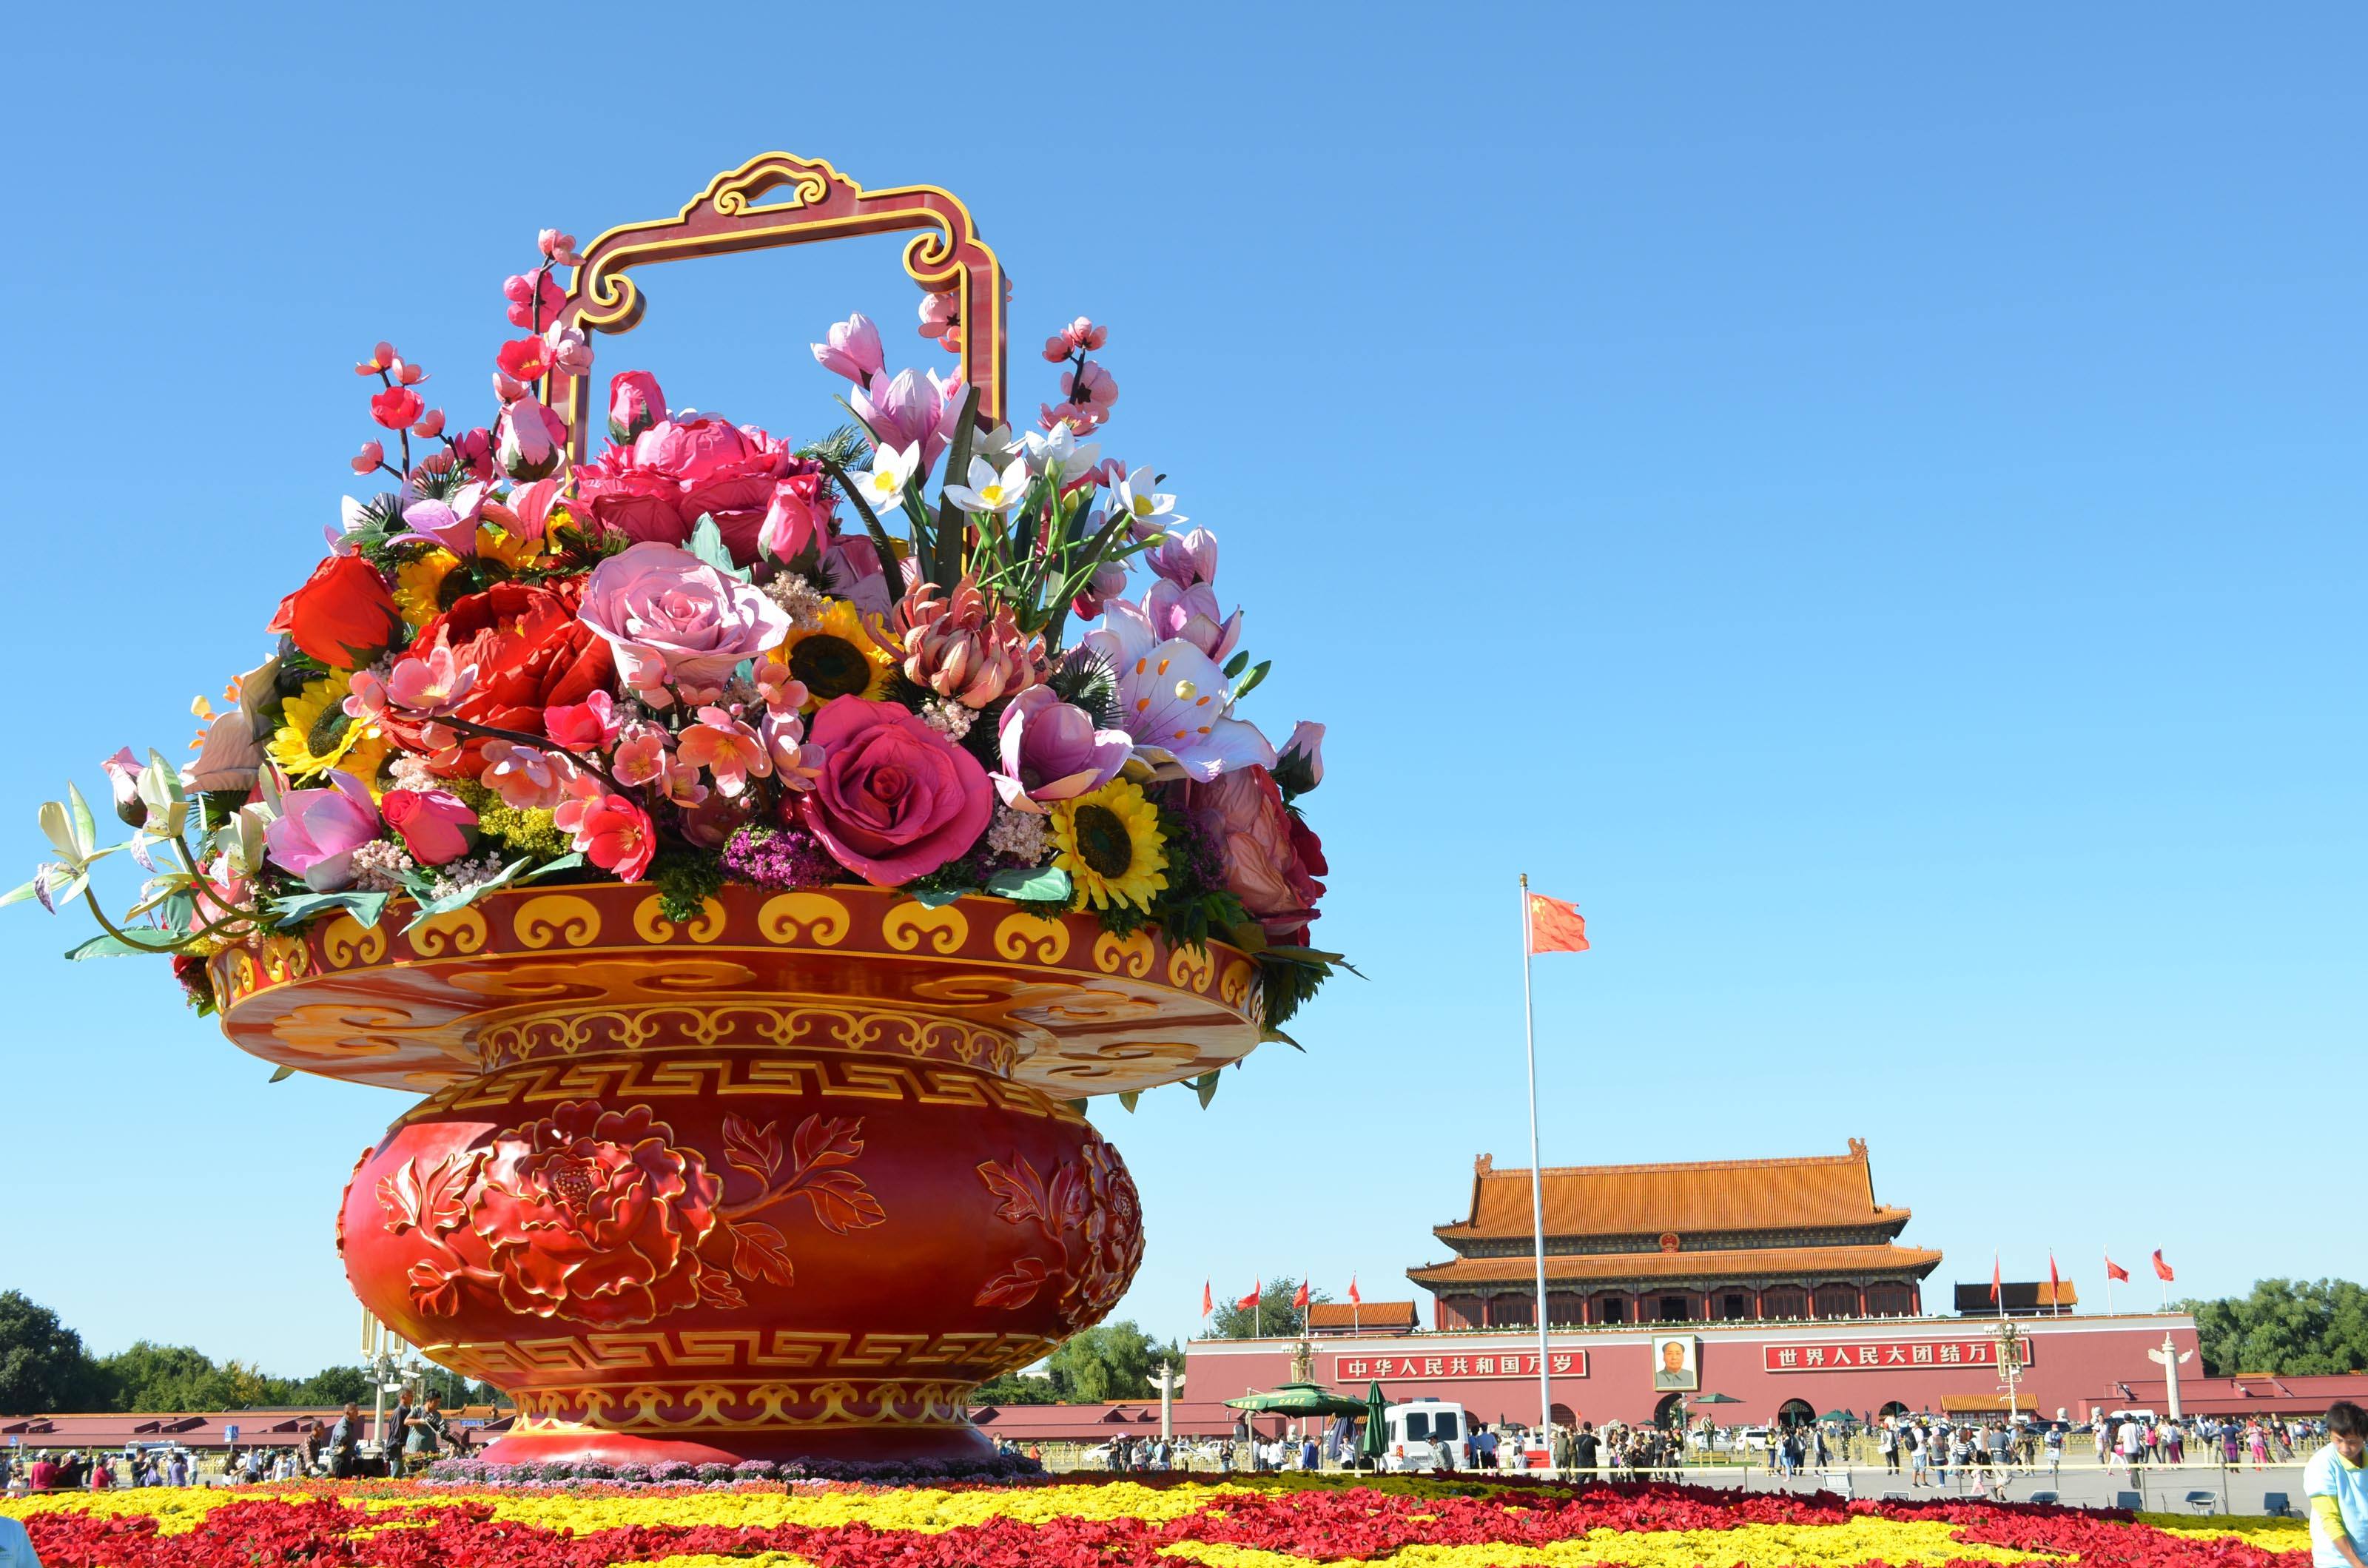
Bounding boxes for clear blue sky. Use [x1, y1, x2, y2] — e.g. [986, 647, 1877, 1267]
[1, 4, 2358, 1380]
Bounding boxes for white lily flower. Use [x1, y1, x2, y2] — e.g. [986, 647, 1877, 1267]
[944, 454, 1034, 514]
[1021, 421, 1101, 482]
[850, 442, 921, 514]
[1115, 465, 1183, 530]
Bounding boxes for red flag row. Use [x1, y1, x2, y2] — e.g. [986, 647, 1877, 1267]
[1984, 1249, 2173, 1297]
[1200, 1275, 1365, 1316]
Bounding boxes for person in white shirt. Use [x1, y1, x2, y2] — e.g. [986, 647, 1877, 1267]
[0, 1514, 42, 1568]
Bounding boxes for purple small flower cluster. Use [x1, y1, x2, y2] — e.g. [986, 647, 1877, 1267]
[722, 823, 840, 889]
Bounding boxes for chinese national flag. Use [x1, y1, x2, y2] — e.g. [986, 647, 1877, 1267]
[1527, 892, 1590, 954]
[2152, 1250, 2175, 1282]
[1348, 1276, 1362, 1306]
[1201, 1280, 1213, 1318]
[2105, 1254, 2130, 1282]
[1988, 1254, 2002, 1302]
[2048, 1253, 2061, 1303]
[1236, 1280, 1262, 1311]
[1292, 1279, 1311, 1309]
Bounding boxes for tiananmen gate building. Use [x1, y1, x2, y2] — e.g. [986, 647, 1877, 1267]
[1181, 1141, 2228, 1429]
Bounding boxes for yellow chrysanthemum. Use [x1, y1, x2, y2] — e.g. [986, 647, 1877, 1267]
[771, 598, 896, 709]
[266, 672, 387, 787]
[393, 549, 462, 627]
[1051, 778, 1168, 912]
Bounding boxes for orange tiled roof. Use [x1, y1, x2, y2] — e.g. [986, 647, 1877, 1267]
[1440, 1139, 1908, 1241]
[1407, 1242, 1942, 1288]
[1307, 1300, 1419, 1329]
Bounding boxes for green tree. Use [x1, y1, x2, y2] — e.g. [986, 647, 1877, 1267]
[1043, 1321, 1180, 1402]
[95, 1342, 239, 1410]
[2179, 1278, 2368, 1376]
[1210, 1278, 1325, 1341]
[289, 1365, 375, 1406]
[972, 1371, 1059, 1405]
[0, 1292, 103, 1413]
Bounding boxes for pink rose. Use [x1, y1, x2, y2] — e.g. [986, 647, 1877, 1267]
[1183, 766, 1326, 941]
[758, 470, 832, 563]
[798, 697, 993, 886]
[571, 413, 801, 565]
[608, 370, 667, 443]
[262, 771, 380, 892]
[497, 400, 567, 482]
[571, 454, 684, 546]
[380, 788, 478, 867]
[576, 541, 790, 695]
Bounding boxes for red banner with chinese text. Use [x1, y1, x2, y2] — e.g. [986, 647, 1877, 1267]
[1334, 1350, 1589, 1382]
[1762, 1338, 2034, 1373]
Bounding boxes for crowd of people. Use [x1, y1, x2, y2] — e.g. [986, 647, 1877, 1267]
[0, 1390, 471, 1497]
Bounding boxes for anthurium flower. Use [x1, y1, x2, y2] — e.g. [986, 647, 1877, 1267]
[944, 454, 1032, 514]
[1083, 604, 1276, 781]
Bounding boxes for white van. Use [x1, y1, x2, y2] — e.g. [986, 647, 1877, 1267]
[1383, 1398, 1470, 1472]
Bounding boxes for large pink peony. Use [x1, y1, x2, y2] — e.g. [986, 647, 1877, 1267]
[798, 697, 993, 886]
[571, 408, 819, 565]
[577, 542, 790, 695]
[1184, 764, 1327, 942]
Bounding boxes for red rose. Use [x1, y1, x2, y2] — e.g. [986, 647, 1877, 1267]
[1184, 765, 1326, 942]
[267, 554, 403, 670]
[798, 697, 994, 885]
[466, 1102, 721, 1327]
[396, 579, 616, 774]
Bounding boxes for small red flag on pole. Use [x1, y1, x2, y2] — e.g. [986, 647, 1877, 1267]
[2047, 1252, 2061, 1308]
[1347, 1276, 1362, 1306]
[1291, 1279, 1311, 1310]
[1201, 1280, 1212, 1318]
[2104, 1254, 2130, 1282]
[2152, 1250, 2175, 1282]
[1236, 1280, 1262, 1311]
[1526, 892, 1590, 954]
[1988, 1254, 2002, 1303]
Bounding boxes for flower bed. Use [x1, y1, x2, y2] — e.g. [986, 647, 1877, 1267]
[2, 1475, 2314, 1568]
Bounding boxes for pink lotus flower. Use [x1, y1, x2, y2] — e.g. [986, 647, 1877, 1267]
[851, 366, 966, 472]
[497, 400, 567, 482]
[479, 474, 562, 543]
[573, 414, 801, 564]
[1083, 605, 1274, 781]
[813, 314, 884, 386]
[543, 691, 622, 751]
[675, 705, 771, 798]
[397, 483, 489, 555]
[607, 371, 667, 443]
[370, 386, 424, 430]
[351, 440, 385, 474]
[503, 270, 565, 330]
[380, 787, 477, 867]
[577, 541, 790, 695]
[798, 696, 993, 885]
[1280, 720, 1324, 789]
[564, 790, 656, 881]
[262, 771, 380, 891]
[993, 686, 1130, 814]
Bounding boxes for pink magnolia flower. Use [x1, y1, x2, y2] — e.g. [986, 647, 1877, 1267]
[577, 542, 789, 695]
[479, 475, 562, 543]
[821, 534, 897, 619]
[542, 323, 593, 379]
[798, 696, 993, 885]
[503, 270, 565, 330]
[608, 370, 667, 443]
[1082, 605, 1274, 781]
[1072, 561, 1128, 620]
[262, 771, 380, 891]
[674, 706, 771, 798]
[370, 386, 424, 431]
[380, 787, 478, 867]
[993, 686, 1130, 814]
[351, 440, 385, 474]
[543, 691, 622, 750]
[398, 483, 489, 555]
[1146, 525, 1218, 588]
[812, 314, 884, 386]
[1143, 577, 1240, 661]
[850, 367, 966, 473]
[497, 400, 567, 482]
[1280, 720, 1325, 789]
[480, 741, 572, 810]
[566, 790, 656, 881]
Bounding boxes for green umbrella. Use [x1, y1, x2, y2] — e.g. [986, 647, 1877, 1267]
[1689, 1392, 1744, 1407]
[1224, 1382, 1370, 1418]
[1818, 1408, 1857, 1424]
[1360, 1380, 1390, 1467]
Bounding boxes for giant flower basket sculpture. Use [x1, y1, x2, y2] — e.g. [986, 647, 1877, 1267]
[13, 152, 1339, 1467]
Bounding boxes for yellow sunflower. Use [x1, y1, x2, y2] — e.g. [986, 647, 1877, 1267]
[266, 672, 388, 787]
[770, 599, 896, 709]
[1050, 779, 1168, 913]
[475, 521, 556, 572]
[393, 549, 462, 627]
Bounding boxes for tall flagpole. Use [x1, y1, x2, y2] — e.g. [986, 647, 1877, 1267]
[1520, 874, 1553, 1447]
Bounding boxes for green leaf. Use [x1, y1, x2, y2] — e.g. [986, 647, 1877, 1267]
[1118, 1090, 1142, 1112]
[401, 857, 538, 932]
[0, 876, 44, 909]
[984, 865, 1072, 902]
[1065, 1097, 1089, 1115]
[1259, 1026, 1305, 1051]
[268, 889, 392, 929]
[1223, 650, 1251, 679]
[910, 885, 973, 909]
[269, 1065, 297, 1083]
[65, 932, 172, 959]
[1193, 1069, 1221, 1109]
[519, 852, 588, 883]
[687, 515, 750, 582]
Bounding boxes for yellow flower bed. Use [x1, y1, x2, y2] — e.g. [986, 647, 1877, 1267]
[1160, 1518, 2056, 1568]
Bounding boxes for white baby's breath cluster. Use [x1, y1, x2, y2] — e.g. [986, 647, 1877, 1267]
[986, 804, 1048, 864]
[385, 753, 440, 793]
[349, 840, 416, 892]
[424, 852, 508, 904]
[918, 696, 976, 741]
[761, 571, 827, 630]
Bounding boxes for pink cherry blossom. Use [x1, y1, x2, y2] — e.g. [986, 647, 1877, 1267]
[543, 691, 622, 751]
[351, 440, 384, 474]
[480, 741, 572, 810]
[503, 269, 565, 330]
[537, 229, 582, 265]
[542, 323, 593, 378]
[674, 705, 772, 798]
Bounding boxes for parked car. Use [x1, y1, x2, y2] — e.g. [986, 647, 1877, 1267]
[1382, 1399, 1470, 1472]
